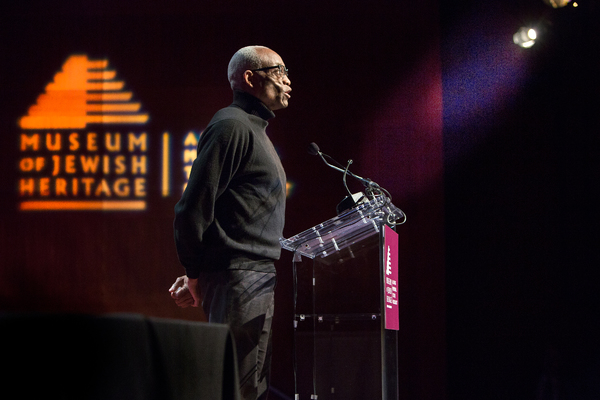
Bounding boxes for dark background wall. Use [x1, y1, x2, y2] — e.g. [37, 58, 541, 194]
[0, 1, 444, 398]
[1, 0, 598, 399]
[442, 1, 600, 399]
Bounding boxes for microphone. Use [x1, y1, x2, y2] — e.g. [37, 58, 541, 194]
[307, 142, 320, 156]
[306, 142, 376, 188]
[307, 142, 375, 214]
[306, 142, 407, 223]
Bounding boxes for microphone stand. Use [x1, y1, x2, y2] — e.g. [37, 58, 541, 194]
[309, 143, 406, 224]
[315, 151, 378, 191]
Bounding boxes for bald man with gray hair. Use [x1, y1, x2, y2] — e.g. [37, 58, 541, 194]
[170, 45, 292, 400]
[227, 45, 267, 89]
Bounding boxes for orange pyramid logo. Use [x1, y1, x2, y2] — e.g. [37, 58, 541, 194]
[19, 55, 149, 129]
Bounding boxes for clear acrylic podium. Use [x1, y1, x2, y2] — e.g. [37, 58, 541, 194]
[280, 196, 405, 400]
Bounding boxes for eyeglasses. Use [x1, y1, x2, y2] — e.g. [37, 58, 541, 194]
[251, 64, 289, 79]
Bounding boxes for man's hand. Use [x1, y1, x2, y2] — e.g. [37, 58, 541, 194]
[169, 275, 201, 308]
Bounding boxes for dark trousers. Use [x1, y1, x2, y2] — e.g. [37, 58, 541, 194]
[199, 269, 276, 400]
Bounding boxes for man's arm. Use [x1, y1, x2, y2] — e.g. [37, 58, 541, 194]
[173, 120, 250, 278]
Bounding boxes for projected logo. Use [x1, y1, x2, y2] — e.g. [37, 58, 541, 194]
[20, 55, 149, 129]
[17, 54, 288, 212]
[18, 55, 153, 211]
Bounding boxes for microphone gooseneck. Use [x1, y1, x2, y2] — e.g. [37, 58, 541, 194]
[306, 141, 407, 224]
[307, 142, 377, 189]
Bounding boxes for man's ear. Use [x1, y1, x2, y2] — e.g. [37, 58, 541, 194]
[243, 70, 255, 88]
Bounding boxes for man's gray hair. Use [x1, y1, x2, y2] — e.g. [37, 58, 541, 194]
[227, 45, 269, 90]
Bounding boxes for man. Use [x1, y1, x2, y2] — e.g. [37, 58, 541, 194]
[169, 45, 291, 400]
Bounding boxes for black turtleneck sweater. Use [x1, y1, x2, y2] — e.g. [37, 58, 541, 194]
[174, 91, 287, 278]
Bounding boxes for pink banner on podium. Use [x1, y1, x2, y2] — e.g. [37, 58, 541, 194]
[383, 224, 399, 330]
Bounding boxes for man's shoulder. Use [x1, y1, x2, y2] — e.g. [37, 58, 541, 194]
[209, 105, 251, 126]
[201, 107, 252, 144]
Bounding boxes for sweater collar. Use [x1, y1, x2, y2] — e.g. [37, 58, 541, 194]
[232, 90, 276, 121]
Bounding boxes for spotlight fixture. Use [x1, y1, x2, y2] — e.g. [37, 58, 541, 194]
[542, 0, 572, 8]
[513, 27, 537, 48]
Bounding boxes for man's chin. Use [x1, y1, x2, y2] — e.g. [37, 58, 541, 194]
[269, 101, 289, 111]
